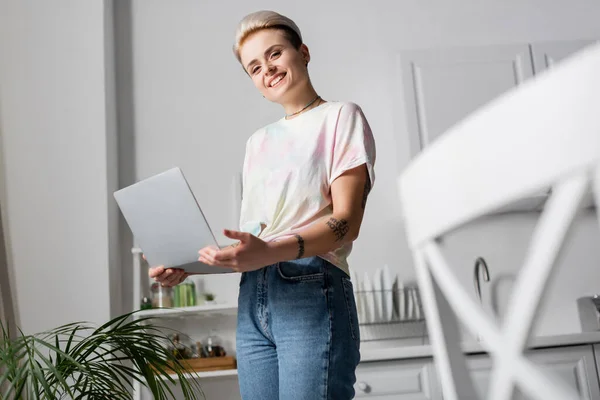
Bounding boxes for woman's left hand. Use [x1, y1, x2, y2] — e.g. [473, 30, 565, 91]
[198, 229, 277, 272]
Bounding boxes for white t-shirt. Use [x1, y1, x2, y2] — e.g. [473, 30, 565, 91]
[239, 101, 376, 275]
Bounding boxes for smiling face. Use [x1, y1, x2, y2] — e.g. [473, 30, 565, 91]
[239, 28, 311, 105]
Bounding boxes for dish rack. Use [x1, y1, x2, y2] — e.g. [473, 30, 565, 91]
[355, 286, 427, 342]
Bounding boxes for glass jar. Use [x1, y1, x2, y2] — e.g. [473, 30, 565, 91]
[173, 278, 196, 307]
[150, 282, 173, 308]
[169, 333, 187, 359]
[203, 329, 226, 357]
[140, 296, 152, 310]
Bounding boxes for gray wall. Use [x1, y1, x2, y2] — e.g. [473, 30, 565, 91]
[0, 0, 120, 334]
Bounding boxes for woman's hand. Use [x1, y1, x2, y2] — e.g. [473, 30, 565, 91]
[198, 229, 278, 272]
[143, 254, 188, 286]
[149, 266, 188, 286]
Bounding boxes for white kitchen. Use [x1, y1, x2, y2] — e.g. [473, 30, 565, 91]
[1, 1, 600, 399]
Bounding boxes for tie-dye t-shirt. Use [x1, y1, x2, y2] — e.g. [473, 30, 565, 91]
[239, 101, 376, 275]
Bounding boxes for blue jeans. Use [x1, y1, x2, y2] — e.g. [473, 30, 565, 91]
[236, 256, 361, 400]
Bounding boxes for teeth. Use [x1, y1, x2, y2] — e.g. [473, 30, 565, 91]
[270, 75, 284, 87]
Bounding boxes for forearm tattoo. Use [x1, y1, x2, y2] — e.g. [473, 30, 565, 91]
[326, 218, 350, 242]
[294, 234, 305, 259]
[361, 177, 371, 210]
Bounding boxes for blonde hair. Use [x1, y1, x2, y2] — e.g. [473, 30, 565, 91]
[233, 10, 303, 63]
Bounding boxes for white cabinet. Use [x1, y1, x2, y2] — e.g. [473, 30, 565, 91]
[355, 359, 439, 399]
[398, 44, 534, 157]
[530, 39, 599, 210]
[359, 345, 600, 400]
[595, 344, 600, 388]
[466, 345, 600, 399]
[531, 39, 598, 73]
[398, 43, 540, 213]
[398, 39, 598, 212]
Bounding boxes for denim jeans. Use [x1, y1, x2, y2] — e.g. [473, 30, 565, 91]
[236, 256, 361, 400]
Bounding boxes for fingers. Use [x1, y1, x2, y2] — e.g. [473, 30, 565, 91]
[223, 229, 250, 242]
[150, 267, 187, 287]
[148, 266, 165, 278]
[198, 250, 238, 268]
[199, 246, 236, 264]
[215, 248, 236, 262]
[162, 269, 187, 286]
[198, 247, 219, 262]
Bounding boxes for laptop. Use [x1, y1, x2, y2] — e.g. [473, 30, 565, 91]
[113, 167, 235, 274]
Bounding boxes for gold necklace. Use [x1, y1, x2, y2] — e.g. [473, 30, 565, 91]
[285, 95, 321, 119]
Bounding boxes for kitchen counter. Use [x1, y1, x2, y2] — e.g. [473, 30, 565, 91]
[360, 331, 600, 362]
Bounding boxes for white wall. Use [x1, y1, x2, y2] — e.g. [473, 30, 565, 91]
[0, 0, 120, 334]
[126, 0, 600, 337]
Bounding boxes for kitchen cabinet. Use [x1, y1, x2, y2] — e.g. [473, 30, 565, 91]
[397, 39, 598, 213]
[132, 246, 240, 400]
[398, 44, 534, 158]
[357, 343, 600, 399]
[530, 39, 599, 210]
[466, 345, 600, 399]
[398, 39, 597, 158]
[531, 39, 597, 73]
[355, 358, 439, 399]
[131, 303, 240, 400]
[595, 344, 600, 389]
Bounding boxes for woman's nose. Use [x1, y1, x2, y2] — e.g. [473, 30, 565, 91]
[265, 64, 276, 75]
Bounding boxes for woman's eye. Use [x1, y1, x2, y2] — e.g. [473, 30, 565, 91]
[270, 50, 281, 58]
[251, 66, 260, 74]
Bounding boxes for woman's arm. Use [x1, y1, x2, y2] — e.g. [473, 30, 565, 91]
[267, 164, 371, 261]
[199, 164, 371, 271]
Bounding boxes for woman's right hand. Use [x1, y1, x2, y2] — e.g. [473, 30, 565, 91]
[143, 254, 188, 286]
[149, 265, 188, 287]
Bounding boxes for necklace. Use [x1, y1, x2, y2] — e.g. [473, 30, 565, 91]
[285, 95, 321, 119]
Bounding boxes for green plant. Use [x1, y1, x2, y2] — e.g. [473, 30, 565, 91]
[204, 294, 215, 302]
[0, 311, 205, 399]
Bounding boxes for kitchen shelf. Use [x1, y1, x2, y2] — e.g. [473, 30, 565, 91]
[161, 368, 238, 381]
[134, 303, 238, 320]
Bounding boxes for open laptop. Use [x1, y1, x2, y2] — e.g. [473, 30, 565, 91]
[113, 167, 235, 274]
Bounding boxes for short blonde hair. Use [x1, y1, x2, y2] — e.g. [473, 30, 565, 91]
[233, 10, 303, 63]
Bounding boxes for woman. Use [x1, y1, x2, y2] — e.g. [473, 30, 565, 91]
[149, 10, 376, 399]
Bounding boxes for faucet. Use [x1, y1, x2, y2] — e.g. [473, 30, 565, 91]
[473, 257, 490, 303]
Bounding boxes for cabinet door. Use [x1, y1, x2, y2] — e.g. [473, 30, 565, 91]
[398, 44, 544, 212]
[531, 39, 599, 210]
[355, 359, 439, 399]
[398, 44, 534, 157]
[467, 345, 600, 399]
[595, 344, 600, 391]
[531, 39, 598, 73]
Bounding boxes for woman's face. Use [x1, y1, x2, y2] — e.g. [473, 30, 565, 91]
[239, 29, 310, 104]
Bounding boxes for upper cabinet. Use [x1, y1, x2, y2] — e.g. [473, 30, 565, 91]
[399, 44, 533, 157]
[531, 39, 598, 73]
[398, 39, 598, 213]
[530, 40, 599, 210]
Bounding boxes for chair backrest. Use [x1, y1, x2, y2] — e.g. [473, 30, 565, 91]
[397, 42, 600, 400]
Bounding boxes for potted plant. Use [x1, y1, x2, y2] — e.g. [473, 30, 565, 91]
[0, 311, 205, 399]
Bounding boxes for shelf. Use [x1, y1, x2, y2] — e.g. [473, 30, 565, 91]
[162, 368, 238, 381]
[134, 303, 238, 319]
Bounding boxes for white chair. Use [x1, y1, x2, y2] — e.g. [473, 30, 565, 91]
[397, 41, 600, 400]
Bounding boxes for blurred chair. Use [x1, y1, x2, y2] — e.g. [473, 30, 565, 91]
[397, 42, 600, 400]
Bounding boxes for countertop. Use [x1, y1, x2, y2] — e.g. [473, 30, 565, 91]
[360, 331, 600, 362]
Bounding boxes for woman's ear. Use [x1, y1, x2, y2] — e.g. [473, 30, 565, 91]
[300, 44, 311, 66]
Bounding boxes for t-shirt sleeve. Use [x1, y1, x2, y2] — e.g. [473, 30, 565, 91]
[329, 103, 376, 188]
